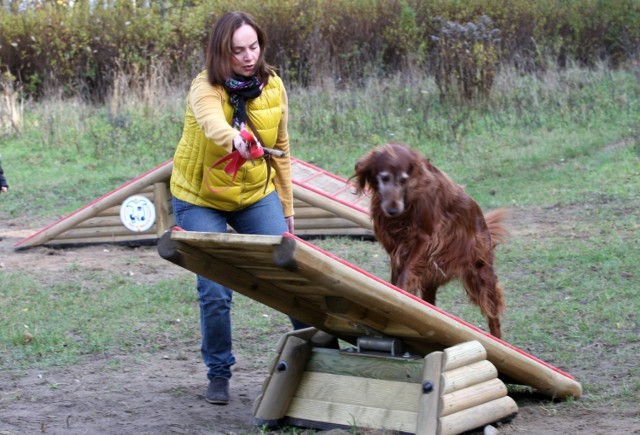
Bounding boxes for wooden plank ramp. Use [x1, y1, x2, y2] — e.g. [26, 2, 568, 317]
[157, 230, 582, 403]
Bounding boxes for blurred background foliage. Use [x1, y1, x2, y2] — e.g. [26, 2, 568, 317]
[1, 0, 639, 101]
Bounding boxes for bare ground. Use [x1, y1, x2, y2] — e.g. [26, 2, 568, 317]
[1, 214, 639, 435]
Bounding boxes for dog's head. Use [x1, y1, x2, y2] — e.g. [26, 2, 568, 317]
[351, 143, 423, 217]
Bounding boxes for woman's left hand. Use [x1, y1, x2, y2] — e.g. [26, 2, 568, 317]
[285, 216, 294, 234]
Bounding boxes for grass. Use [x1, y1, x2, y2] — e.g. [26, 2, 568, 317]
[1, 61, 639, 415]
[0, 271, 199, 367]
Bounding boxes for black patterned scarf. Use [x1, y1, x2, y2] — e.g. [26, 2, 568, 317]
[224, 74, 263, 128]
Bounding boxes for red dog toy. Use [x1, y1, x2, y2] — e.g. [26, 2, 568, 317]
[240, 130, 264, 159]
[206, 130, 264, 192]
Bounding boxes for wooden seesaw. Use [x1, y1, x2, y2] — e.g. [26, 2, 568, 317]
[158, 230, 582, 434]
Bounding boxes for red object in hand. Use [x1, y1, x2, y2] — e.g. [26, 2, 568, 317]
[206, 130, 265, 193]
[240, 130, 264, 158]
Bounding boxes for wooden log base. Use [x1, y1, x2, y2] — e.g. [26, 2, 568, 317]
[254, 331, 518, 435]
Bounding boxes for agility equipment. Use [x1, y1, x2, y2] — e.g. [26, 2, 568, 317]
[254, 331, 518, 434]
[15, 158, 372, 249]
[158, 230, 582, 434]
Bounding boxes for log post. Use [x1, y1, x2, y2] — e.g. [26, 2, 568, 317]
[440, 378, 507, 417]
[153, 182, 171, 237]
[442, 340, 486, 371]
[253, 335, 312, 426]
[439, 396, 518, 435]
[442, 360, 498, 394]
[415, 351, 444, 435]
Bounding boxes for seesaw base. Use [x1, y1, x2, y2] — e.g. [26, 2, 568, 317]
[253, 328, 517, 435]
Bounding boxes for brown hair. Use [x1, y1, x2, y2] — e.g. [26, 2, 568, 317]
[205, 11, 274, 86]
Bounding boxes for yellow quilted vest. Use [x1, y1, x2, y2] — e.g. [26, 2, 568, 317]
[170, 71, 292, 215]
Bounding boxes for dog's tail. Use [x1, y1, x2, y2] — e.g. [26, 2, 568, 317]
[484, 208, 509, 246]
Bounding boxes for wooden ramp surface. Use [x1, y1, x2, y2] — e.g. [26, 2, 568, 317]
[158, 230, 582, 400]
[15, 158, 372, 249]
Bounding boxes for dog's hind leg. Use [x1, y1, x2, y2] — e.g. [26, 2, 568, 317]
[461, 265, 505, 338]
[487, 314, 502, 339]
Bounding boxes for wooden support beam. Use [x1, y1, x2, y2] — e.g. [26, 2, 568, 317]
[293, 208, 336, 219]
[415, 351, 444, 435]
[305, 348, 423, 383]
[55, 226, 156, 240]
[295, 227, 373, 237]
[253, 335, 311, 426]
[75, 215, 126, 228]
[287, 372, 419, 433]
[295, 217, 363, 230]
[292, 184, 372, 230]
[153, 181, 172, 237]
[40, 233, 158, 246]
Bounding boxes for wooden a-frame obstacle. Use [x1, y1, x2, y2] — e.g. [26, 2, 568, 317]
[15, 158, 372, 249]
[158, 230, 582, 434]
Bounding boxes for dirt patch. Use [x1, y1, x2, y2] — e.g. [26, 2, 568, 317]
[1, 350, 263, 435]
[1, 213, 639, 435]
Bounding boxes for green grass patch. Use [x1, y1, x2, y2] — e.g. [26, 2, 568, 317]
[0, 271, 199, 368]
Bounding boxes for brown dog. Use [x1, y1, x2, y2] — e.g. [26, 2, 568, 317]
[352, 143, 508, 338]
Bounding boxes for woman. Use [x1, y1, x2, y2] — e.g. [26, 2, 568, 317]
[170, 11, 303, 405]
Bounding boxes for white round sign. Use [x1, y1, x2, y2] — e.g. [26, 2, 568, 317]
[120, 195, 156, 232]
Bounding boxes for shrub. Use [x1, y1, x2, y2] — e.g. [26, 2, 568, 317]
[431, 15, 501, 101]
[0, 0, 638, 100]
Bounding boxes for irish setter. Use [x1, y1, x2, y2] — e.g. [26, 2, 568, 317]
[352, 143, 508, 338]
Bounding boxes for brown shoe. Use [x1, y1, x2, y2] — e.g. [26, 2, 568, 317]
[206, 377, 230, 405]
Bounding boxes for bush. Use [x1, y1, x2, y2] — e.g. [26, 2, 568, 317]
[0, 0, 638, 100]
[431, 15, 501, 101]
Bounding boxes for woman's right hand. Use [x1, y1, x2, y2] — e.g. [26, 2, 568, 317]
[232, 134, 252, 159]
[232, 130, 262, 159]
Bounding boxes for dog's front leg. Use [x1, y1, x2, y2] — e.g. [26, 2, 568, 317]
[394, 235, 430, 299]
[390, 266, 400, 287]
[391, 260, 419, 297]
[395, 269, 424, 300]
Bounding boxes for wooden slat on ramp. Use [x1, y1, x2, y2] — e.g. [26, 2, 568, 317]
[291, 158, 372, 235]
[157, 230, 582, 400]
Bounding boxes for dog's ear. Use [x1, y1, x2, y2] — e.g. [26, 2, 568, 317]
[350, 159, 370, 194]
[419, 156, 443, 186]
[350, 150, 377, 194]
[421, 157, 438, 174]
[407, 148, 426, 176]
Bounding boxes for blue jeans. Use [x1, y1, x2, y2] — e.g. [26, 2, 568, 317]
[172, 192, 303, 381]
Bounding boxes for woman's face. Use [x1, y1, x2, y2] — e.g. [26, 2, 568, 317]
[231, 24, 260, 77]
